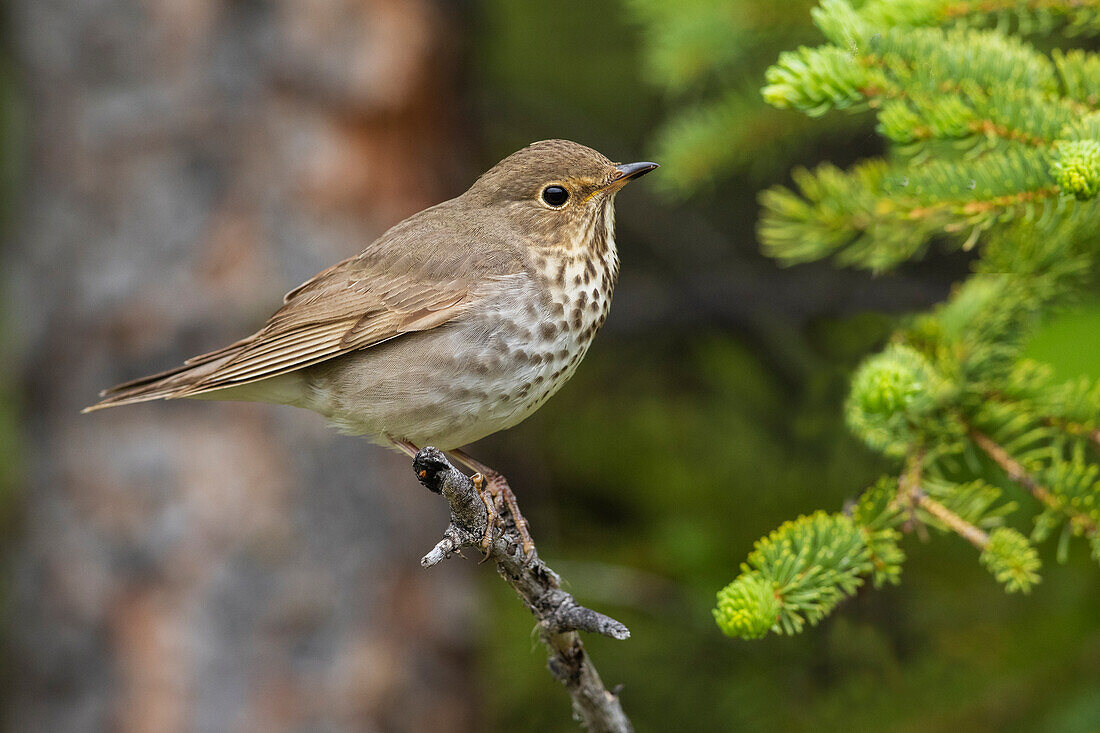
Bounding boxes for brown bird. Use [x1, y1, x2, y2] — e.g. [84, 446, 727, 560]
[85, 139, 657, 552]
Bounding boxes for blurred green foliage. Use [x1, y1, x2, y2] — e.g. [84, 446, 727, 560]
[625, 0, 875, 191]
[474, 1, 1100, 730]
[1026, 302, 1100, 381]
[475, 0, 660, 159]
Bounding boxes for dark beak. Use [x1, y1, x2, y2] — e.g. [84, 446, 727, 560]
[591, 161, 658, 199]
[613, 161, 659, 183]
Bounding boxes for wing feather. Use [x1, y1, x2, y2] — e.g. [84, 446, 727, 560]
[181, 276, 472, 393]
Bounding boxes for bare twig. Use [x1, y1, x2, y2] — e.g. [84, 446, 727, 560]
[413, 447, 633, 733]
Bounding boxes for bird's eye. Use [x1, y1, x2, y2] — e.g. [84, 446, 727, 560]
[541, 185, 569, 207]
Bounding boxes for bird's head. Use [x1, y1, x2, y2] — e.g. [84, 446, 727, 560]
[465, 139, 658, 253]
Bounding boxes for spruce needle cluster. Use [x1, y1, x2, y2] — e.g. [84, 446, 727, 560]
[638, 0, 1100, 639]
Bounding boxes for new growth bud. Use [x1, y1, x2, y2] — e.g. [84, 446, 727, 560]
[1051, 139, 1100, 201]
[846, 344, 940, 455]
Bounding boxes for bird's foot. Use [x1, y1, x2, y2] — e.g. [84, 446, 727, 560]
[492, 476, 535, 556]
[469, 472, 538, 558]
[470, 472, 500, 561]
[481, 472, 534, 556]
[451, 449, 536, 558]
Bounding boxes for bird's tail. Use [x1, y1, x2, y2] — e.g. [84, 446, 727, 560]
[82, 340, 250, 413]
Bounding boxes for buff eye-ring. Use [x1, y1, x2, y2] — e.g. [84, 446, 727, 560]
[541, 185, 569, 207]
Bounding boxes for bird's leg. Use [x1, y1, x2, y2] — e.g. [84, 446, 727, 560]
[450, 448, 535, 555]
[468, 472, 500, 562]
[393, 438, 501, 554]
[392, 438, 419, 458]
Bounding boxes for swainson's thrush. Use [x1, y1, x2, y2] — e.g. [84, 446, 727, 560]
[86, 139, 658, 552]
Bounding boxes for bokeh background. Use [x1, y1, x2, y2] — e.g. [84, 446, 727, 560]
[2, 2, 1098, 731]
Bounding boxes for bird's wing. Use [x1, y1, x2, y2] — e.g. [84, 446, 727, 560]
[86, 260, 481, 409]
[179, 259, 483, 394]
[86, 200, 528, 410]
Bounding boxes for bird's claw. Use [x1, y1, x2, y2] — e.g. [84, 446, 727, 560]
[471, 473, 497, 562]
[469, 470, 538, 561]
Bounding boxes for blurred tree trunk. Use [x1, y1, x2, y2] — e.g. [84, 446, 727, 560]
[6, 2, 477, 731]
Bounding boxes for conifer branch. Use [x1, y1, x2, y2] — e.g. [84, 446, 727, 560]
[918, 494, 992, 548]
[971, 427, 1062, 506]
[640, 0, 1100, 636]
[855, 0, 1100, 41]
[898, 450, 991, 548]
[970, 428, 1099, 535]
[939, 0, 1100, 21]
[1042, 416, 1100, 450]
[896, 450, 931, 541]
[896, 449, 1040, 591]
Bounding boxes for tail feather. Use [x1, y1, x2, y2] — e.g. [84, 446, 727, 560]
[83, 342, 250, 413]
